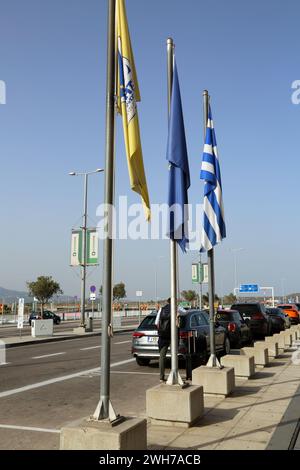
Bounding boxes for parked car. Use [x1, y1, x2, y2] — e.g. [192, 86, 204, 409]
[215, 309, 252, 348]
[277, 304, 300, 325]
[29, 310, 61, 326]
[230, 302, 273, 338]
[266, 307, 291, 332]
[131, 309, 230, 367]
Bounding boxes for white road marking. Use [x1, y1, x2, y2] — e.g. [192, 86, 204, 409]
[0, 363, 11, 366]
[0, 358, 135, 399]
[80, 346, 101, 351]
[0, 424, 60, 434]
[32, 353, 66, 360]
[114, 340, 131, 345]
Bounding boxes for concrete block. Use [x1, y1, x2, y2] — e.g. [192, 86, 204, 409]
[240, 346, 269, 366]
[220, 354, 255, 378]
[256, 340, 279, 358]
[60, 417, 147, 450]
[272, 334, 286, 351]
[192, 366, 235, 396]
[31, 319, 53, 337]
[280, 332, 292, 347]
[146, 384, 204, 427]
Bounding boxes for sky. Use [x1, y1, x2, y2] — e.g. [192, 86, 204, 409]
[0, 0, 299, 301]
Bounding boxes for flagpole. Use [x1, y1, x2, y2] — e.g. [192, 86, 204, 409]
[166, 38, 184, 386]
[93, 0, 118, 421]
[203, 90, 219, 368]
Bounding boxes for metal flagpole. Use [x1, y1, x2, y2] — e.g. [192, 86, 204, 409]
[92, 0, 118, 421]
[199, 253, 203, 310]
[166, 38, 184, 386]
[203, 90, 220, 368]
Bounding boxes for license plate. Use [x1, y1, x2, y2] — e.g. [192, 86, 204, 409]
[147, 337, 158, 343]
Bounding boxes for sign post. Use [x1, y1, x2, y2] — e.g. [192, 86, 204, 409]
[192, 262, 208, 309]
[17, 298, 24, 338]
[136, 291, 142, 324]
[90, 285, 96, 317]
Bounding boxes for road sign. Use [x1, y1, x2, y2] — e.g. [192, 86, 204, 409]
[90, 293, 96, 301]
[17, 298, 24, 329]
[90, 285, 96, 293]
[136, 291, 143, 297]
[239, 284, 259, 293]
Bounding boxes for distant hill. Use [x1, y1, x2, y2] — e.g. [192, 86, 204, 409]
[0, 286, 32, 302]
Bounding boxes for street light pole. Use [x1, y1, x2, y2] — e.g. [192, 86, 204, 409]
[69, 168, 103, 329]
[230, 248, 244, 293]
[80, 173, 88, 327]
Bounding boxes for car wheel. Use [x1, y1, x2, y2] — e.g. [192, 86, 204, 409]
[136, 357, 150, 366]
[224, 337, 230, 355]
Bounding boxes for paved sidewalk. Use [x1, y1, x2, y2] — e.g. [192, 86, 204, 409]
[146, 348, 300, 450]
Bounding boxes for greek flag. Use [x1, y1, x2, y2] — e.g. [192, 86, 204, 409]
[200, 105, 226, 251]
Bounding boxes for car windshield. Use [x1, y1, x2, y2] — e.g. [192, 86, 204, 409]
[231, 304, 261, 316]
[216, 312, 236, 321]
[139, 315, 157, 328]
[267, 308, 281, 316]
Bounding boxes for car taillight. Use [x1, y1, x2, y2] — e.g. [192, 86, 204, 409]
[132, 332, 145, 338]
[179, 331, 193, 339]
[228, 322, 236, 332]
[252, 313, 264, 320]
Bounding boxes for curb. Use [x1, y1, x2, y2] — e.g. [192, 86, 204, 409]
[266, 381, 300, 450]
[2, 327, 136, 349]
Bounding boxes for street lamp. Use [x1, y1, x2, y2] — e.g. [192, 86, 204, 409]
[69, 169, 104, 328]
[230, 248, 244, 293]
[281, 278, 286, 303]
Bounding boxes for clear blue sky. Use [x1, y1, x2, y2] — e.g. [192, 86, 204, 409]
[0, 0, 299, 300]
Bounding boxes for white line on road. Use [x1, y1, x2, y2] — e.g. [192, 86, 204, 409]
[0, 363, 11, 366]
[32, 353, 66, 360]
[114, 341, 131, 345]
[0, 358, 135, 399]
[80, 346, 101, 351]
[0, 424, 60, 434]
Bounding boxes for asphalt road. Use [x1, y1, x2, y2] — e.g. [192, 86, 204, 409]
[0, 331, 179, 450]
[0, 317, 141, 339]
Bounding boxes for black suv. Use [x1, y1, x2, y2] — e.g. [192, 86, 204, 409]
[231, 303, 272, 338]
[215, 309, 252, 348]
[29, 310, 61, 326]
[132, 309, 231, 367]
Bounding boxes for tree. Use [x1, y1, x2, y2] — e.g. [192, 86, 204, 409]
[181, 290, 198, 304]
[27, 276, 63, 315]
[113, 282, 126, 301]
[223, 292, 237, 305]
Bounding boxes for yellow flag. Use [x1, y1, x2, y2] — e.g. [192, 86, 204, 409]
[116, 0, 151, 221]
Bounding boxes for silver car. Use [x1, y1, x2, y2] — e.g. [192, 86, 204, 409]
[131, 310, 230, 366]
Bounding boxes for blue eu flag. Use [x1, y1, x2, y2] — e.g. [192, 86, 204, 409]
[166, 61, 190, 252]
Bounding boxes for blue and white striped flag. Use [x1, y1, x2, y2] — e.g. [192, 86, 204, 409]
[200, 105, 226, 251]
